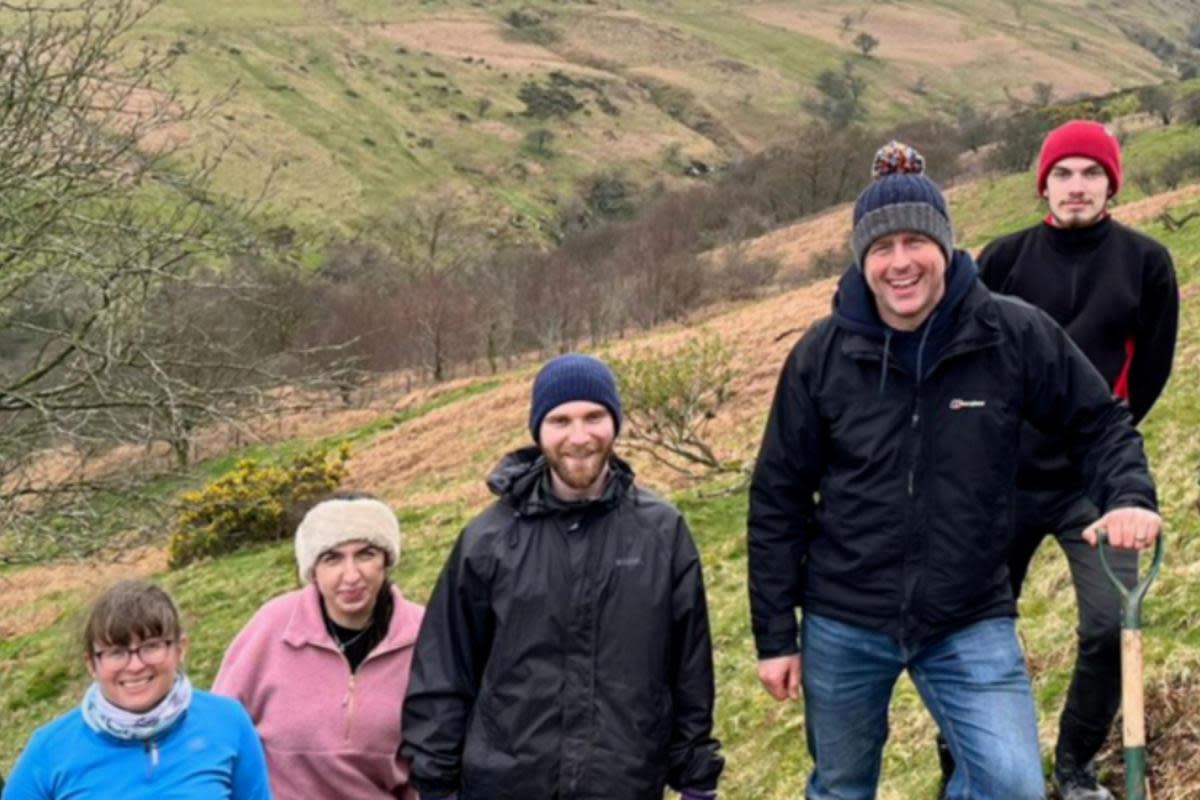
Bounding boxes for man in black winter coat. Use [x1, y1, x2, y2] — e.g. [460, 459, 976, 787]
[969, 119, 1179, 800]
[748, 142, 1161, 800]
[402, 353, 723, 800]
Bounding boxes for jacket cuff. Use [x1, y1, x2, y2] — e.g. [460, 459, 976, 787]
[754, 616, 799, 659]
[755, 639, 800, 659]
[1105, 495, 1157, 513]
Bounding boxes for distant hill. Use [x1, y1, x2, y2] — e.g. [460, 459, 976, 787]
[145, 0, 1198, 234]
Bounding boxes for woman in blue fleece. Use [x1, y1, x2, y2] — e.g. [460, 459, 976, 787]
[3, 580, 271, 800]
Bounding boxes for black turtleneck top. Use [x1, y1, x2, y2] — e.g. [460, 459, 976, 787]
[320, 582, 394, 672]
[978, 215, 1178, 487]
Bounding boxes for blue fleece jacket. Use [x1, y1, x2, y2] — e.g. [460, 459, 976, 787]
[2, 689, 271, 800]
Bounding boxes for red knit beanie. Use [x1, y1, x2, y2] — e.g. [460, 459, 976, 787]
[1036, 120, 1122, 196]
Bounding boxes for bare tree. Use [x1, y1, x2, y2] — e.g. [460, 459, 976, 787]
[1138, 85, 1174, 125]
[0, 0, 346, 560]
[372, 200, 490, 382]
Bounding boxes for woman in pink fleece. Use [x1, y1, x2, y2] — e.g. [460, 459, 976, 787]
[214, 491, 425, 800]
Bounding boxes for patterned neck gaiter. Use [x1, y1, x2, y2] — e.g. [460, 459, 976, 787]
[81, 673, 192, 741]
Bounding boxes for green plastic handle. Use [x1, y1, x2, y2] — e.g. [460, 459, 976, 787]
[1097, 529, 1165, 630]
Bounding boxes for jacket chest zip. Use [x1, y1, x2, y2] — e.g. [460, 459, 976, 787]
[853, 332, 1001, 644]
[337, 641, 396, 741]
[900, 383, 923, 642]
[343, 673, 357, 742]
[557, 512, 606, 796]
[312, 632, 387, 742]
[143, 737, 160, 781]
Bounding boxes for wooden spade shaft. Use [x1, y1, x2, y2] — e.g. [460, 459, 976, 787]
[1121, 629, 1149, 800]
[1098, 531, 1163, 800]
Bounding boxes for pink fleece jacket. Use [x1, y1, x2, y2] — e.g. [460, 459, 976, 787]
[213, 583, 424, 800]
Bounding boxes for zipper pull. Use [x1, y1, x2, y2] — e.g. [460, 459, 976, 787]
[144, 738, 159, 779]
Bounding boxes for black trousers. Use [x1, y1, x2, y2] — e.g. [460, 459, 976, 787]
[1008, 486, 1138, 770]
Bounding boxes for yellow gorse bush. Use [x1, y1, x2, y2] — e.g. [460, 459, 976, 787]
[168, 445, 350, 568]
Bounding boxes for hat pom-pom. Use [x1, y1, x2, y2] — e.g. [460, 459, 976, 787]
[872, 141, 925, 179]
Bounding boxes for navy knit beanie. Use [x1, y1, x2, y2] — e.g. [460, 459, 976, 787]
[529, 353, 622, 442]
[851, 141, 954, 268]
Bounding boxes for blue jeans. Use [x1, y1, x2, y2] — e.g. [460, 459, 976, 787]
[801, 613, 1045, 800]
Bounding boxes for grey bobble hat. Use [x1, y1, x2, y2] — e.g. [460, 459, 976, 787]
[294, 496, 400, 583]
[851, 141, 954, 268]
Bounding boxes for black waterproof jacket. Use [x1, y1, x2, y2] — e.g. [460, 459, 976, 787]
[402, 449, 723, 800]
[748, 254, 1156, 657]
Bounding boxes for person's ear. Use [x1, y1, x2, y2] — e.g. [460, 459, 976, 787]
[177, 633, 191, 664]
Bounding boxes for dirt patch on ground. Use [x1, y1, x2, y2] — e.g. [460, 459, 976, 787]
[374, 16, 607, 77]
[731, 203, 851, 279]
[563, 11, 707, 69]
[1096, 670, 1200, 798]
[473, 119, 522, 143]
[745, 3, 1119, 98]
[109, 86, 190, 153]
[1113, 184, 1200, 226]
[0, 546, 167, 638]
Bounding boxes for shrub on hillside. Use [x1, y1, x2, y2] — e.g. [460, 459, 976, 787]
[609, 333, 740, 478]
[1181, 91, 1200, 125]
[503, 9, 560, 45]
[518, 81, 582, 118]
[168, 445, 349, 568]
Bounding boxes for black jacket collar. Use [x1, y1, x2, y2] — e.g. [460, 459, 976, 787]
[486, 446, 634, 516]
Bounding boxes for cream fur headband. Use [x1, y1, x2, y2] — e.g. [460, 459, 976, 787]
[294, 497, 401, 583]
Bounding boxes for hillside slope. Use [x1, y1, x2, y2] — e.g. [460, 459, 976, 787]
[1, 171, 1198, 796]
[145, 0, 1195, 232]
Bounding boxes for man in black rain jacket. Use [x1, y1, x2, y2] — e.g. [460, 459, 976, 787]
[748, 142, 1160, 800]
[403, 353, 723, 800]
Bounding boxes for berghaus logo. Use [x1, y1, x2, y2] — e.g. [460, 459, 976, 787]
[949, 398, 987, 410]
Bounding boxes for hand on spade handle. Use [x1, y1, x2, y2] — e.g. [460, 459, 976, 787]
[1083, 506, 1162, 550]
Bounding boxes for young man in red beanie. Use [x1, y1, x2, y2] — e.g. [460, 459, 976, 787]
[960, 119, 1178, 799]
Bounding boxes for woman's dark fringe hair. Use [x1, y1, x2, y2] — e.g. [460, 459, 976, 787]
[83, 580, 183, 657]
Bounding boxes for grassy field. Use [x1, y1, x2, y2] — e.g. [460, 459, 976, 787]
[2, 132, 1199, 795]
[132, 0, 1189, 233]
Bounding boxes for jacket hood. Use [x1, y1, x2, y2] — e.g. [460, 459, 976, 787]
[486, 445, 634, 515]
[832, 249, 979, 338]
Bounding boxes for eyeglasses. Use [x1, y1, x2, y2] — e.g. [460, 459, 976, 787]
[92, 639, 174, 669]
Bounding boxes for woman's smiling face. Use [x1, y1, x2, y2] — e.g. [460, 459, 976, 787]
[87, 634, 188, 712]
